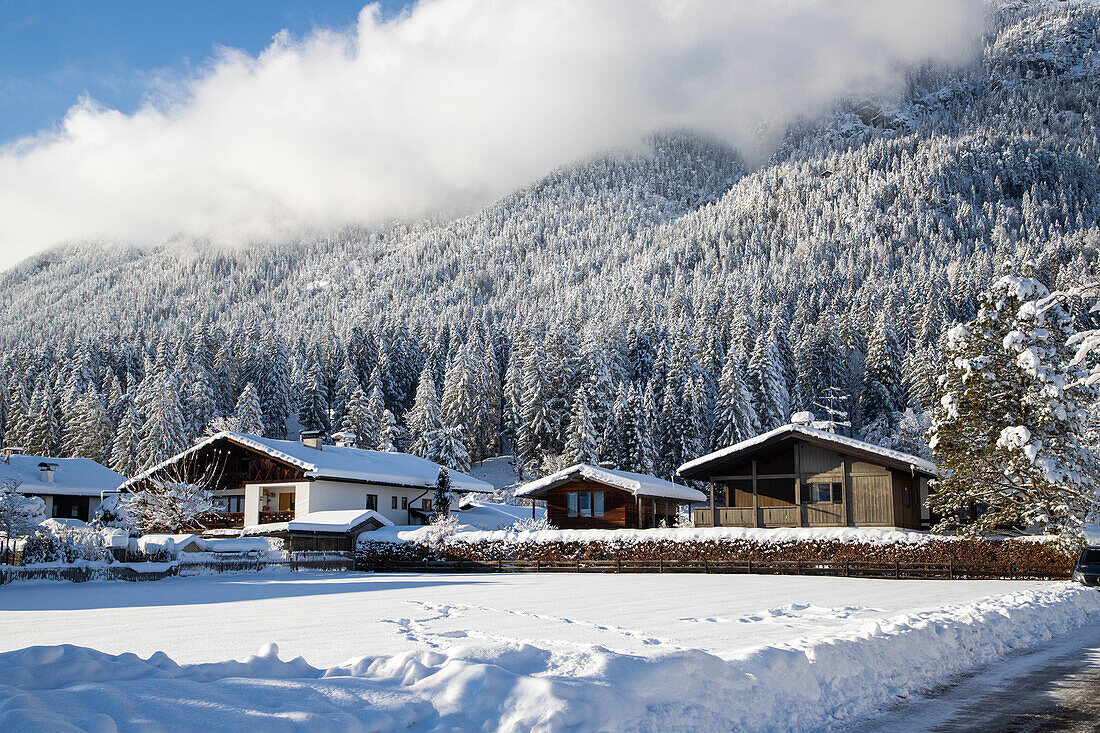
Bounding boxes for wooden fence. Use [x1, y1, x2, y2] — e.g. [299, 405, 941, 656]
[359, 557, 1071, 580]
[1, 552, 355, 585]
[0, 564, 180, 585]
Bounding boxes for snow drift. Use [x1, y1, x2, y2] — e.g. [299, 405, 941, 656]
[2, 583, 1097, 731]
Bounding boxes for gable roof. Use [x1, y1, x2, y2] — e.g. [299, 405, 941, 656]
[0, 454, 124, 497]
[678, 424, 937, 479]
[514, 464, 707, 503]
[120, 432, 494, 493]
[287, 509, 393, 533]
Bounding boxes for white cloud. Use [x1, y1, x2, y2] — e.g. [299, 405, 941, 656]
[0, 0, 983, 271]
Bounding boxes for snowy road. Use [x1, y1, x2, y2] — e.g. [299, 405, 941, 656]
[851, 618, 1100, 732]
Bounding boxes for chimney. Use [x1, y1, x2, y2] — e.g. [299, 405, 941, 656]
[299, 430, 324, 450]
[2, 446, 24, 463]
[790, 411, 816, 427]
[331, 432, 356, 448]
[38, 462, 57, 483]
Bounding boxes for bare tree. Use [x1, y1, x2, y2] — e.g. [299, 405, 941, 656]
[0, 478, 45, 564]
[119, 454, 224, 533]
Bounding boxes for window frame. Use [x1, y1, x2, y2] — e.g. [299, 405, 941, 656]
[365, 494, 378, 511]
[566, 490, 605, 518]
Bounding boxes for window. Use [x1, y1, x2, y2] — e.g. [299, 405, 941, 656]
[391, 496, 398, 510]
[365, 494, 378, 511]
[422, 498, 433, 511]
[802, 482, 844, 504]
[401, 497, 409, 509]
[566, 491, 604, 517]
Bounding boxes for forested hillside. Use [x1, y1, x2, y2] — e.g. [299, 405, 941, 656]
[1, 1, 1098, 481]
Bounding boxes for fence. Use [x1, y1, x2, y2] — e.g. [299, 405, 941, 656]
[177, 551, 354, 575]
[0, 564, 180, 585]
[359, 557, 1071, 580]
[1, 552, 355, 585]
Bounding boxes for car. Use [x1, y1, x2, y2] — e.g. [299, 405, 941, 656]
[1072, 547, 1100, 586]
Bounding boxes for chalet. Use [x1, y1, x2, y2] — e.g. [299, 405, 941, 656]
[678, 418, 937, 530]
[119, 431, 494, 528]
[0, 447, 124, 522]
[514, 464, 706, 530]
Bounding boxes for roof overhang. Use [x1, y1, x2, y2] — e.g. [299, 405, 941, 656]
[678, 426, 937, 480]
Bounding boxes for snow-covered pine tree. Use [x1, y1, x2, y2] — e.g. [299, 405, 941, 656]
[712, 345, 759, 448]
[564, 384, 599, 465]
[378, 408, 399, 452]
[296, 363, 330, 433]
[232, 382, 265, 435]
[430, 425, 471, 473]
[748, 332, 788, 430]
[928, 265, 1100, 538]
[338, 386, 371, 448]
[859, 311, 906, 443]
[62, 387, 112, 462]
[140, 376, 187, 465]
[186, 367, 216, 440]
[24, 379, 61, 456]
[406, 364, 443, 457]
[433, 466, 452, 517]
[110, 394, 144, 476]
[259, 332, 293, 438]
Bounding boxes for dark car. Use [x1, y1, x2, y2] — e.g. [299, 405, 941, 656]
[1073, 547, 1100, 586]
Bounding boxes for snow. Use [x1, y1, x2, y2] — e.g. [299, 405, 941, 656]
[469, 455, 523, 493]
[515, 463, 707, 502]
[287, 509, 394, 533]
[0, 454, 124, 497]
[120, 432, 494, 493]
[133, 533, 279, 555]
[452, 500, 545, 530]
[0, 572, 1096, 731]
[679, 423, 938, 477]
[370, 524, 949, 546]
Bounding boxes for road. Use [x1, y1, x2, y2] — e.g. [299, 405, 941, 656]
[851, 619, 1100, 732]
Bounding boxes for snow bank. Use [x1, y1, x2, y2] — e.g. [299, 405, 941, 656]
[371, 525, 946, 546]
[132, 534, 280, 555]
[3, 584, 1098, 730]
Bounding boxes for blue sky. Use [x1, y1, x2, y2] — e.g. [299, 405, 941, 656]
[0, 0, 409, 145]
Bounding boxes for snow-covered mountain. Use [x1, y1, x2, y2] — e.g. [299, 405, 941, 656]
[1, 1, 1098, 478]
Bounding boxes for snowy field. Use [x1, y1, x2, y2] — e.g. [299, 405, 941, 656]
[2, 572, 1099, 731]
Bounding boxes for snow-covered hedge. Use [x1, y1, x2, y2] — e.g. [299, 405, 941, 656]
[358, 526, 1074, 570]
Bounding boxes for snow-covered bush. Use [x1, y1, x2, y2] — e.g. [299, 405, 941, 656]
[509, 516, 555, 532]
[20, 522, 111, 564]
[421, 513, 461, 555]
[0, 478, 46, 564]
[91, 493, 134, 532]
[121, 478, 215, 533]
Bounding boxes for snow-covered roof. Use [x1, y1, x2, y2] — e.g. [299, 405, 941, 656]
[514, 464, 706, 503]
[0, 454, 124, 497]
[120, 432, 494, 493]
[287, 509, 393, 533]
[454, 500, 546, 530]
[678, 424, 937, 478]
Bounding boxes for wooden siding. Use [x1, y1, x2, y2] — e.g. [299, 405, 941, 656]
[545, 478, 680, 529]
[891, 471, 922, 530]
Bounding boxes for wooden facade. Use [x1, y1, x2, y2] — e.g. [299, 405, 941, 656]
[543, 478, 681, 530]
[682, 430, 933, 530]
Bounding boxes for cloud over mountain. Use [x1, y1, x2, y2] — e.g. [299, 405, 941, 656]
[0, 0, 983, 270]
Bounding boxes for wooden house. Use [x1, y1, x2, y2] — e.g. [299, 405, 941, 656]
[678, 422, 936, 530]
[514, 464, 706, 530]
[119, 431, 493, 529]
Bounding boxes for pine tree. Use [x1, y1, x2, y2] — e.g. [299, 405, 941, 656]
[433, 466, 452, 517]
[406, 364, 443, 457]
[928, 265, 1100, 537]
[712, 346, 759, 447]
[564, 385, 600, 465]
[378, 408, 399, 452]
[140, 376, 187, 465]
[297, 363, 330, 433]
[430, 425, 471, 473]
[110, 394, 144, 476]
[860, 311, 906, 442]
[340, 386, 374, 449]
[748, 332, 789, 430]
[62, 387, 112, 462]
[186, 368, 216, 439]
[232, 382, 265, 435]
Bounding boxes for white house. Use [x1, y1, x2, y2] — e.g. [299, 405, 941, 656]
[0, 447, 124, 522]
[120, 431, 494, 528]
